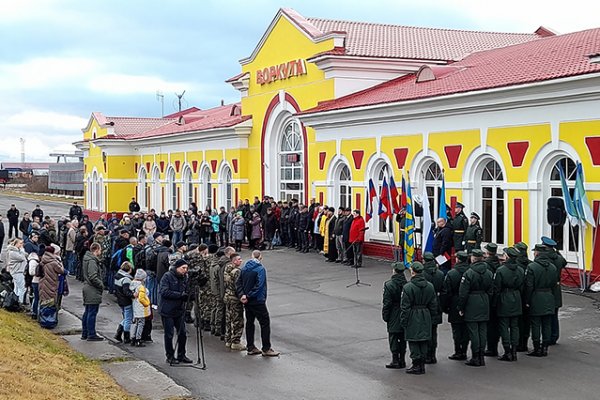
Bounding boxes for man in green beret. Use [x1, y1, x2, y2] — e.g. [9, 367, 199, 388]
[484, 243, 501, 357]
[541, 236, 566, 345]
[382, 262, 409, 369]
[514, 241, 531, 352]
[441, 250, 471, 360]
[458, 249, 494, 366]
[525, 244, 558, 357]
[495, 247, 524, 361]
[464, 213, 483, 254]
[422, 252, 444, 364]
[400, 262, 438, 375]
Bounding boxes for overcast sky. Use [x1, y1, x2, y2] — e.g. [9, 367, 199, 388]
[1, 0, 599, 162]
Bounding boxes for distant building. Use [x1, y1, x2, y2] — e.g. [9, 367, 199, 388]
[0, 162, 51, 177]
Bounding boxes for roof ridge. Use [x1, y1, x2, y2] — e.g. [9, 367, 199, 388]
[306, 16, 539, 36]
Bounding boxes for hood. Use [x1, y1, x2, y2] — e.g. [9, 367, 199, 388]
[470, 261, 488, 274]
[243, 258, 262, 272]
[41, 251, 58, 264]
[410, 274, 429, 288]
[504, 259, 518, 271]
[7, 244, 19, 252]
[83, 251, 98, 263]
[423, 261, 438, 274]
[115, 269, 133, 280]
[130, 280, 142, 291]
[454, 262, 470, 274]
[535, 254, 553, 268]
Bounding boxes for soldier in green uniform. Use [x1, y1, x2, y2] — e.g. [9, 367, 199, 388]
[483, 243, 501, 357]
[514, 241, 531, 351]
[400, 262, 438, 375]
[525, 244, 558, 357]
[422, 252, 444, 364]
[184, 244, 204, 325]
[542, 236, 566, 345]
[198, 244, 215, 331]
[382, 262, 409, 369]
[464, 212, 483, 254]
[224, 253, 246, 351]
[458, 249, 493, 367]
[395, 208, 406, 261]
[450, 202, 469, 252]
[441, 251, 470, 360]
[494, 247, 524, 361]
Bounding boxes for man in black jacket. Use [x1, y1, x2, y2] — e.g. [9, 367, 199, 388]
[32, 204, 44, 221]
[69, 202, 83, 222]
[432, 218, 453, 274]
[7, 204, 19, 239]
[159, 258, 192, 364]
[128, 198, 140, 213]
[288, 200, 299, 248]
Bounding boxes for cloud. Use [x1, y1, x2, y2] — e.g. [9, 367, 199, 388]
[5, 111, 87, 131]
[87, 73, 192, 95]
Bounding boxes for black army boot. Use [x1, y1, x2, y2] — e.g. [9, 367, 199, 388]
[511, 347, 518, 361]
[448, 344, 467, 360]
[123, 331, 131, 344]
[385, 353, 402, 369]
[398, 353, 406, 369]
[114, 324, 124, 343]
[203, 320, 211, 331]
[479, 351, 486, 366]
[406, 361, 425, 375]
[498, 345, 513, 361]
[465, 352, 481, 367]
[526, 344, 543, 357]
[541, 345, 549, 357]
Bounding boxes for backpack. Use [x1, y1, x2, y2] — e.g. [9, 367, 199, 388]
[24, 259, 34, 287]
[145, 245, 159, 272]
[133, 244, 148, 271]
[110, 248, 125, 272]
[2, 291, 21, 312]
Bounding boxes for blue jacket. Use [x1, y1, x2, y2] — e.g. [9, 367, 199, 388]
[158, 268, 188, 318]
[236, 258, 267, 305]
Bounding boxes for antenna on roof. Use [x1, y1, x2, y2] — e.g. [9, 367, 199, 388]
[174, 90, 187, 113]
[156, 90, 164, 117]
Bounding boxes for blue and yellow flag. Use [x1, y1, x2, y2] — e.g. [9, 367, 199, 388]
[403, 173, 415, 268]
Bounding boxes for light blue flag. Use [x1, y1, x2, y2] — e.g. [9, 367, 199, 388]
[558, 161, 579, 225]
[573, 162, 596, 226]
[438, 173, 447, 220]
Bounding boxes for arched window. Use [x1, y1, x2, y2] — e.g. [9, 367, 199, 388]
[151, 166, 160, 212]
[91, 170, 98, 211]
[338, 165, 352, 209]
[86, 176, 92, 209]
[138, 168, 148, 211]
[220, 166, 233, 211]
[279, 121, 304, 202]
[479, 159, 505, 245]
[182, 166, 193, 211]
[549, 157, 578, 252]
[166, 167, 177, 211]
[200, 166, 212, 211]
[424, 161, 443, 219]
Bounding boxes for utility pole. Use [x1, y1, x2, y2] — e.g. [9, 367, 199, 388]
[20, 138, 25, 163]
[156, 90, 164, 117]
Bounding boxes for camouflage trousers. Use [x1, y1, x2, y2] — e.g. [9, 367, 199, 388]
[198, 289, 215, 324]
[225, 299, 244, 344]
[211, 297, 225, 336]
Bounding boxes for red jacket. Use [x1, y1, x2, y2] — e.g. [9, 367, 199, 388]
[349, 216, 366, 243]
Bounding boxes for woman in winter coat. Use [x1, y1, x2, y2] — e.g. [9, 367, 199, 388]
[250, 212, 263, 250]
[39, 245, 65, 306]
[230, 212, 246, 252]
[262, 208, 278, 250]
[186, 214, 200, 244]
[28, 249, 42, 318]
[200, 211, 213, 244]
[210, 210, 220, 245]
[7, 238, 28, 304]
[142, 215, 156, 239]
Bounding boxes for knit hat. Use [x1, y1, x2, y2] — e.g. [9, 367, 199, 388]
[153, 232, 163, 239]
[411, 262, 424, 273]
[174, 259, 188, 268]
[208, 244, 219, 254]
[176, 241, 186, 249]
[134, 269, 147, 280]
[45, 245, 55, 254]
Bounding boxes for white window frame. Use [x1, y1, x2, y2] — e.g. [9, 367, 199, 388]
[477, 159, 506, 246]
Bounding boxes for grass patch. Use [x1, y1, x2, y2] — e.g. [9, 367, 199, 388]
[0, 310, 139, 400]
[0, 189, 78, 204]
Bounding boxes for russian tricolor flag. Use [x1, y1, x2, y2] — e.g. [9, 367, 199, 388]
[389, 176, 400, 214]
[378, 176, 392, 220]
[365, 178, 377, 222]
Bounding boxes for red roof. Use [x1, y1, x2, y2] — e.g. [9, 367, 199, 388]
[164, 107, 201, 118]
[302, 28, 600, 114]
[121, 103, 250, 140]
[91, 112, 176, 137]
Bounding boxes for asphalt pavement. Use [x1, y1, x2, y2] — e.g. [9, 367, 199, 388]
[1, 193, 599, 400]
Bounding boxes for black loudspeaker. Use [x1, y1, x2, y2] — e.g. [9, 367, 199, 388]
[547, 197, 567, 226]
[414, 201, 423, 217]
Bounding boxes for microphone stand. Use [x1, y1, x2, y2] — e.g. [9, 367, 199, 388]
[170, 285, 206, 370]
[346, 226, 371, 288]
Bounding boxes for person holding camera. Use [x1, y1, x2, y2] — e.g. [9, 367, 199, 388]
[159, 258, 192, 364]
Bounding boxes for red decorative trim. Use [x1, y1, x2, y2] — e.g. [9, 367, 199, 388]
[194, 187, 198, 205]
[319, 191, 323, 204]
[134, 162, 138, 173]
[175, 160, 181, 173]
[450, 196, 457, 218]
[444, 145, 462, 168]
[319, 152, 326, 170]
[393, 148, 409, 169]
[514, 198, 522, 243]
[232, 159, 238, 174]
[507, 141, 529, 167]
[159, 161, 165, 173]
[210, 160, 217, 173]
[161, 187, 165, 210]
[356, 193, 361, 213]
[585, 137, 600, 166]
[192, 160, 198, 173]
[235, 188, 239, 206]
[213, 188, 217, 209]
[351, 150, 364, 170]
[145, 162, 151, 172]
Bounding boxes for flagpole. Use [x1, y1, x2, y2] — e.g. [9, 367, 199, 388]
[568, 222, 584, 291]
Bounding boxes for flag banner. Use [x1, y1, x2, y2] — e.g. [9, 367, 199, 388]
[389, 176, 400, 214]
[439, 172, 447, 220]
[421, 182, 434, 253]
[365, 178, 377, 222]
[574, 162, 596, 226]
[401, 174, 407, 208]
[403, 175, 415, 268]
[378, 176, 392, 220]
[558, 161, 579, 225]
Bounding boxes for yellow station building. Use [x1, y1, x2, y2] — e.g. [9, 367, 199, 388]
[77, 8, 600, 278]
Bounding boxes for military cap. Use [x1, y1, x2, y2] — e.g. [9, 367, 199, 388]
[503, 247, 520, 258]
[471, 249, 484, 257]
[188, 243, 199, 251]
[456, 202, 465, 208]
[534, 244, 549, 252]
[456, 251, 469, 261]
[208, 244, 220, 254]
[423, 252, 435, 261]
[411, 261, 424, 273]
[470, 212, 480, 220]
[514, 242, 528, 252]
[391, 262, 405, 272]
[541, 236, 557, 247]
[485, 243, 498, 254]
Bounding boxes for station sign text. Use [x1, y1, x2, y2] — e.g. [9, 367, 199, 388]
[256, 59, 307, 85]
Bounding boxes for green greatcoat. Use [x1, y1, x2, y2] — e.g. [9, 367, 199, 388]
[485, 255, 501, 275]
[440, 261, 470, 324]
[525, 254, 558, 317]
[423, 261, 444, 325]
[458, 261, 493, 322]
[400, 274, 438, 341]
[494, 259, 524, 317]
[450, 212, 469, 251]
[547, 249, 567, 308]
[382, 272, 408, 333]
[464, 223, 483, 253]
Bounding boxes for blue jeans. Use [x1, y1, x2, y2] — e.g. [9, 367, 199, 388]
[106, 269, 115, 294]
[82, 304, 100, 338]
[146, 273, 157, 305]
[120, 305, 133, 331]
[172, 230, 183, 245]
[31, 283, 39, 317]
[66, 251, 76, 275]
